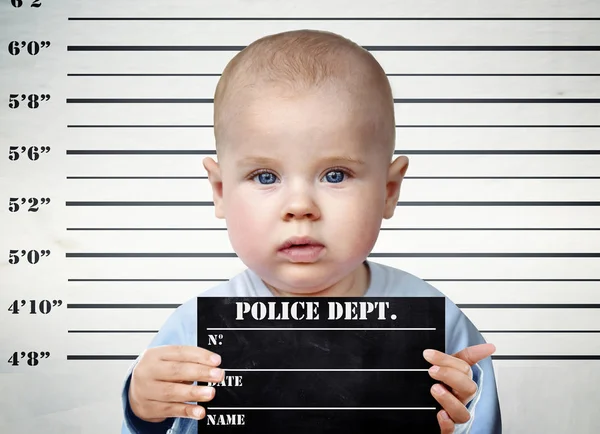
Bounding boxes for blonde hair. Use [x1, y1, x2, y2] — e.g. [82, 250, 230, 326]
[213, 29, 395, 159]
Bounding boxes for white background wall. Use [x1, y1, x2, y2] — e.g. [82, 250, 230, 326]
[1, 0, 599, 432]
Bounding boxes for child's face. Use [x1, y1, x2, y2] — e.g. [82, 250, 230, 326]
[205, 85, 408, 296]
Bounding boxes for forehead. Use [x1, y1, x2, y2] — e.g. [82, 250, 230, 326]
[221, 86, 381, 160]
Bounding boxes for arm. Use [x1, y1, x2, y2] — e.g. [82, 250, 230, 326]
[121, 361, 176, 434]
[459, 355, 502, 434]
[121, 299, 197, 434]
[445, 300, 502, 434]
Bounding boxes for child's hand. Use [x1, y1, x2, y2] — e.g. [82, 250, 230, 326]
[128, 345, 224, 422]
[423, 343, 497, 434]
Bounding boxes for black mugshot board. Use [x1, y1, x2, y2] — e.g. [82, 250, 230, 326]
[197, 297, 445, 433]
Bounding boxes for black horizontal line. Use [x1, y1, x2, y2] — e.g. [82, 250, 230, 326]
[65, 149, 600, 155]
[68, 98, 212, 103]
[63, 176, 600, 180]
[67, 176, 209, 179]
[68, 73, 223, 77]
[66, 329, 600, 334]
[428, 279, 600, 282]
[68, 278, 227, 282]
[64, 201, 600, 206]
[387, 73, 600, 77]
[67, 45, 600, 52]
[492, 355, 600, 360]
[67, 73, 600, 77]
[68, 355, 136, 360]
[66, 201, 214, 206]
[459, 304, 600, 308]
[67, 124, 214, 128]
[480, 330, 600, 333]
[65, 252, 600, 258]
[68, 330, 159, 333]
[66, 124, 600, 128]
[66, 17, 600, 21]
[66, 303, 600, 309]
[68, 150, 216, 155]
[65, 98, 600, 104]
[67, 227, 227, 230]
[396, 125, 600, 128]
[66, 278, 600, 282]
[68, 303, 179, 308]
[65, 354, 600, 361]
[64, 227, 600, 231]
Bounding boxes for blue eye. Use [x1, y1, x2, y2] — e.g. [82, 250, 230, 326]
[323, 170, 346, 183]
[250, 169, 348, 184]
[254, 172, 278, 185]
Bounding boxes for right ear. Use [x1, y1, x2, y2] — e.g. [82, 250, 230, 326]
[383, 155, 409, 219]
[202, 157, 225, 219]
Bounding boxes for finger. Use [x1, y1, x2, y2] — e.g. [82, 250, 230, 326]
[159, 345, 222, 367]
[452, 343, 496, 366]
[156, 360, 226, 383]
[423, 350, 471, 377]
[134, 398, 208, 421]
[154, 380, 217, 404]
[161, 402, 208, 421]
[431, 383, 471, 425]
[428, 365, 478, 404]
[437, 410, 455, 434]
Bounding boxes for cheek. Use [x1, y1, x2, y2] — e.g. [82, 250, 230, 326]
[352, 212, 383, 251]
[224, 191, 267, 255]
[325, 190, 384, 250]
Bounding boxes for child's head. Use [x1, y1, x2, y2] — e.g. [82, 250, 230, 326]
[203, 29, 409, 296]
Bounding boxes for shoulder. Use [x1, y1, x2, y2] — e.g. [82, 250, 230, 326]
[199, 269, 257, 297]
[174, 268, 256, 314]
[367, 260, 445, 297]
[368, 261, 486, 353]
[147, 269, 256, 347]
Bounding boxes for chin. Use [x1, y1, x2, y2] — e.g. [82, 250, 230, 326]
[279, 274, 324, 290]
[273, 264, 339, 291]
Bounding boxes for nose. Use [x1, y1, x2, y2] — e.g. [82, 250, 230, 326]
[281, 187, 321, 221]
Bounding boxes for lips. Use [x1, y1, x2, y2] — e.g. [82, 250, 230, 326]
[277, 236, 325, 263]
[278, 236, 324, 251]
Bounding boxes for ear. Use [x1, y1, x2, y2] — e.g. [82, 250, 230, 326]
[203, 157, 225, 219]
[383, 156, 409, 219]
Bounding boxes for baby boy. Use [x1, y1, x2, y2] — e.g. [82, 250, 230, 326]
[121, 29, 502, 434]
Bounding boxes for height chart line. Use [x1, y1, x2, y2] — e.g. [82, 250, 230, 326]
[64, 150, 600, 155]
[66, 124, 600, 128]
[64, 98, 600, 103]
[66, 73, 600, 77]
[66, 45, 600, 51]
[67, 17, 600, 21]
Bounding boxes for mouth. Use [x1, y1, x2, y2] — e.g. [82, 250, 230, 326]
[277, 236, 325, 263]
[278, 236, 324, 251]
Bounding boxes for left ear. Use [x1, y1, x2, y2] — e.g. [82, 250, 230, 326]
[383, 156, 409, 219]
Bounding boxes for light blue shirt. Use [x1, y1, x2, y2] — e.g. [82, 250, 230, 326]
[121, 260, 502, 433]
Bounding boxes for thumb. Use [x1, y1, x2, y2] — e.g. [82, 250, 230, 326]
[452, 343, 496, 366]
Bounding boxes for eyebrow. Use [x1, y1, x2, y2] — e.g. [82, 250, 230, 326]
[237, 155, 366, 166]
